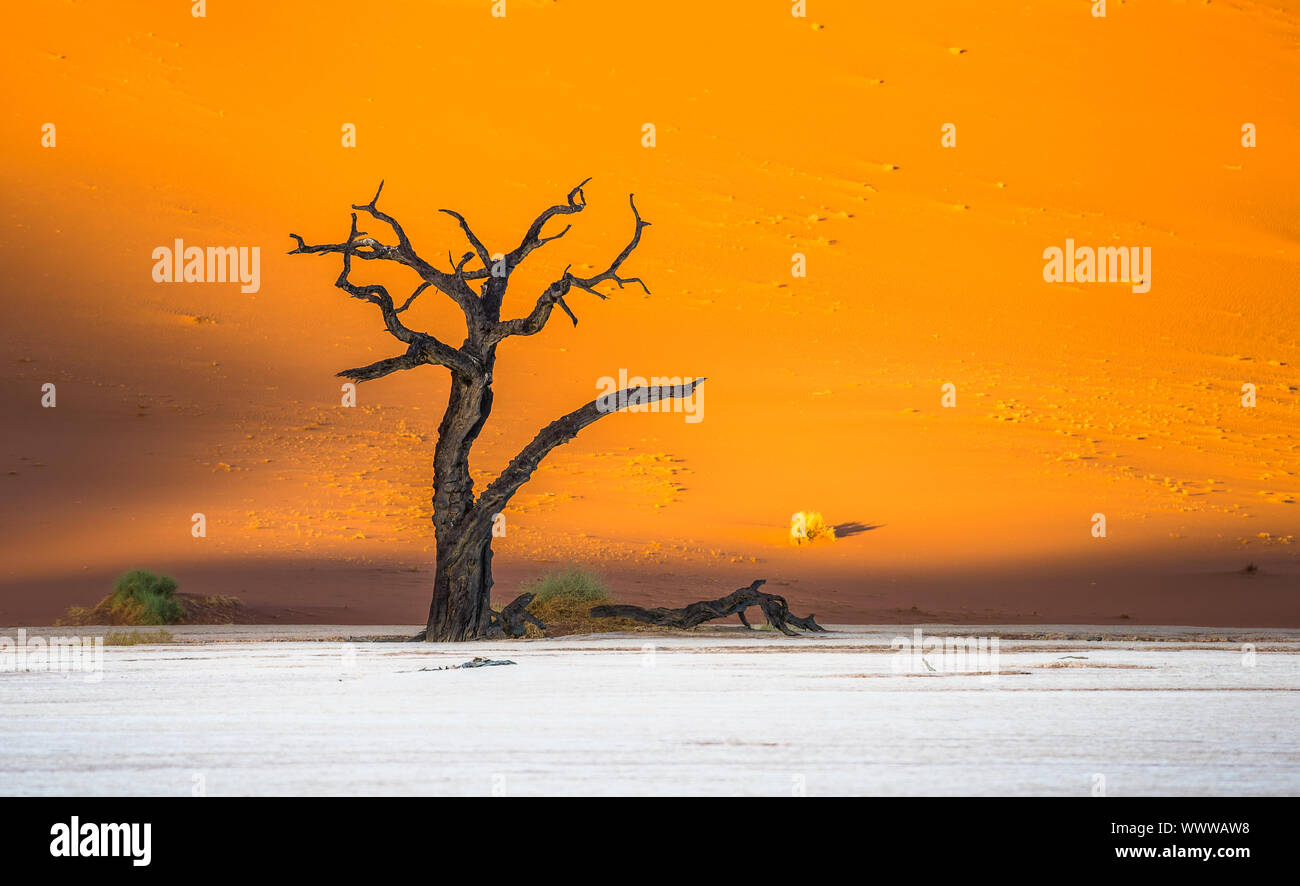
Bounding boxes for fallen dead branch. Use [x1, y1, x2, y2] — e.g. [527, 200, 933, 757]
[589, 579, 826, 637]
[487, 592, 547, 638]
[418, 657, 516, 671]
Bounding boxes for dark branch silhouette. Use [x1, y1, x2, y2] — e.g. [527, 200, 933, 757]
[590, 580, 827, 637]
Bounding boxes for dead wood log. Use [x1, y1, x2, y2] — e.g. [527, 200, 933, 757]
[418, 657, 517, 671]
[589, 579, 826, 637]
[486, 592, 546, 638]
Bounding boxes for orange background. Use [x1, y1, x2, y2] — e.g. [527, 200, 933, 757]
[2, 1, 1297, 625]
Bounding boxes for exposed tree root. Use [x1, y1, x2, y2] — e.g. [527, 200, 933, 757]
[361, 592, 545, 642]
[589, 579, 827, 637]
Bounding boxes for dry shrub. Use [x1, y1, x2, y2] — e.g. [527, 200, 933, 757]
[59, 570, 180, 625]
[103, 629, 175, 646]
[60, 571, 245, 626]
[790, 510, 836, 545]
[497, 567, 646, 638]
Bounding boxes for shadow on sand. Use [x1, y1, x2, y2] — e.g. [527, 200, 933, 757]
[833, 521, 884, 538]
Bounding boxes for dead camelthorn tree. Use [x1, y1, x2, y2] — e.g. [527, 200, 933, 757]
[290, 181, 703, 641]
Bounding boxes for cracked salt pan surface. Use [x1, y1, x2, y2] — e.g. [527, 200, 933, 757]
[2, 626, 1298, 796]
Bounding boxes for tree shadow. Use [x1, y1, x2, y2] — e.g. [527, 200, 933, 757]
[833, 521, 884, 538]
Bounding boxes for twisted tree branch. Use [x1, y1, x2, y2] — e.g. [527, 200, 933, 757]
[567, 193, 651, 296]
[590, 580, 827, 637]
[438, 208, 492, 276]
[467, 377, 706, 540]
[290, 180, 481, 318]
[337, 350, 426, 383]
[503, 177, 590, 270]
[291, 205, 477, 379]
[493, 193, 650, 340]
[486, 592, 547, 639]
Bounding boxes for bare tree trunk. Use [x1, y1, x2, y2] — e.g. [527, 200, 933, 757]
[427, 530, 494, 641]
[426, 372, 495, 641]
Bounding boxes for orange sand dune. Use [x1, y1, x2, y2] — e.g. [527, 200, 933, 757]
[1, 1, 1296, 627]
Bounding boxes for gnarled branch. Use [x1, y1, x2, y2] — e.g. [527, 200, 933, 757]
[590, 580, 827, 637]
[502, 177, 590, 270]
[486, 592, 547, 639]
[467, 377, 706, 541]
[291, 206, 477, 379]
[290, 181, 481, 318]
[493, 193, 650, 340]
[338, 349, 425, 383]
[566, 193, 651, 297]
[331, 212, 422, 346]
[460, 178, 590, 318]
[438, 209, 492, 276]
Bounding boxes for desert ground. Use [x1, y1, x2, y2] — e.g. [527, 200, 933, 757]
[3, 625, 1298, 796]
[1, 1, 1297, 628]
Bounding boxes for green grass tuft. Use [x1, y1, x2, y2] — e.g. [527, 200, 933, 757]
[106, 569, 182, 625]
[522, 567, 609, 604]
